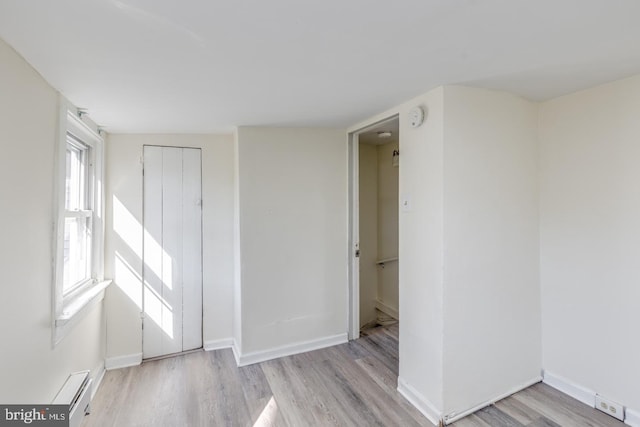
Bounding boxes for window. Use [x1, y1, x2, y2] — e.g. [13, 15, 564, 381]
[53, 100, 109, 344]
[64, 136, 92, 294]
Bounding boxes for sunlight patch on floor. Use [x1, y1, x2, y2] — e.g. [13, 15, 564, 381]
[253, 396, 278, 427]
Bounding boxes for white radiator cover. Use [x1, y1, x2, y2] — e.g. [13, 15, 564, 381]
[52, 371, 92, 427]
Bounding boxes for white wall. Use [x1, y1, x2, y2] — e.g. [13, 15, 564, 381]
[349, 85, 541, 422]
[539, 74, 640, 413]
[0, 38, 106, 402]
[235, 127, 348, 354]
[350, 87, 446, 418]
[396, 89, 445, 414]
[377, 140, 399, 315]
[105, 134, 235, 361]
[359, 143, 378, 327]
[441, 86, 541, 417]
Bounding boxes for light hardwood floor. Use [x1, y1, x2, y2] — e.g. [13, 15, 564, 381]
[451, 383, 625, 427]
[83, 324, 626, 427]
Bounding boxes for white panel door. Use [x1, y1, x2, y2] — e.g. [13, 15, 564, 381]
[181, 148, 203, 351]
[143, 146, 202, 359]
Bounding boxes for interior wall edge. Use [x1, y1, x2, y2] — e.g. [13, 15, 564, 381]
[625, 409, 640, 427]
[443, 376, 542, 425]
[91, 362, 106, 400]
[542, 371, 594, 407]
[236, 333, 348, 367]
[104, 353, 143, 371]
[203, 338, 234, 352]
[543, 371, 639, 427]
[397, 376, 442, 426]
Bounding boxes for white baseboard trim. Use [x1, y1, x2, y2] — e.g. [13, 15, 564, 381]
[543, 371, 639, 427]
[444, 376, 542, 425]
[105, 353, 142, 370]
[626, 409, 640, 427]
[397, 377, 441, 425]
[231, 340, 241, 366]
[543, 371, 594, 407]
[91, 362, 106, 399]
[203, 338, 234, 351]
[236, 333, 348, 367]
[375, 299, 399, 320]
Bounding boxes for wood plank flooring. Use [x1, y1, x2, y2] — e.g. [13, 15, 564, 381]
[83, 324, 626, 427]
[452, 383, 626, 427]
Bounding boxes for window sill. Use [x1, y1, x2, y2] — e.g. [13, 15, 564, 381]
[53, 280, 111, 345]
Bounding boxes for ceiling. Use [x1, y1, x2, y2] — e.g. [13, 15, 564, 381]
[1, 1, 639, 133]
[359, 118, 400, 146]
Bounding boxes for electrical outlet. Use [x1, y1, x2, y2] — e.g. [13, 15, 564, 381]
[595, 394, 625, 421]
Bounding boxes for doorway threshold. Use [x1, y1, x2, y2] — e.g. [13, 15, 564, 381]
[142, 347, 203, 363]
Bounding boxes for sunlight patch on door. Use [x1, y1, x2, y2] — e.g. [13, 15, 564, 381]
[143, 282, 174, 339]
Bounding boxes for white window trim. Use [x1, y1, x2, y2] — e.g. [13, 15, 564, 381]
[52, 96, 110, 345]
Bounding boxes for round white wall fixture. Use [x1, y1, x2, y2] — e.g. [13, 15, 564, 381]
[408, 106, 425, 128]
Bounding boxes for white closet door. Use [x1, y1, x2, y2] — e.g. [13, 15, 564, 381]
[181, 148, 203, 351]
[143, 146, 202, 359]
[142, 146, 164, 358]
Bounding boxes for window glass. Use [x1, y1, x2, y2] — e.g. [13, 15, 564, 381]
[65, 138, 87, 210]
[63, 136, 92, 294]
[63, 216, 91, 292]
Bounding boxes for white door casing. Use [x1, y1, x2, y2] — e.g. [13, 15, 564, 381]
[348, 133, 360, 340]
[348, 114, 399, 340]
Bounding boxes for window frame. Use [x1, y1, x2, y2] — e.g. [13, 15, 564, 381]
[52, 98, 109, 345]
[63, 134, 93, 296]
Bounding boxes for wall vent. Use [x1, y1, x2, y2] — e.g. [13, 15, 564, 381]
[52, 371, 92, 427]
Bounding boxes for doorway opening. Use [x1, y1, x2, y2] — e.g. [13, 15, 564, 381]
[349, 115, 400, 340]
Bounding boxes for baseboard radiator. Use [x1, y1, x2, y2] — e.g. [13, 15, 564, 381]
[52, 371, 92, 427]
